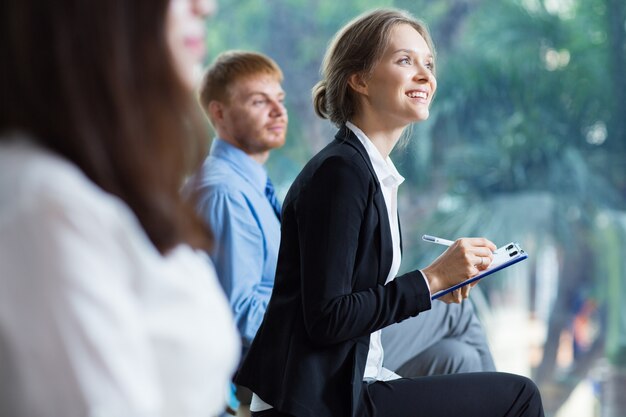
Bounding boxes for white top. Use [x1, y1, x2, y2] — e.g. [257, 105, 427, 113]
[346, 121, 404, 381]
[0, 134, 240, 417]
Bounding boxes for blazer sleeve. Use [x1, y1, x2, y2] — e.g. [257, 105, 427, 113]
[296, 155, 430, 346]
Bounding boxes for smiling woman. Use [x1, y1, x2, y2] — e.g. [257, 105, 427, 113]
[234, 8, 545, 417]
[347, 23, 437, 154]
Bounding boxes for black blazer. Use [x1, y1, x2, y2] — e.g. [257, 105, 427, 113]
[235, 126, 432, 417]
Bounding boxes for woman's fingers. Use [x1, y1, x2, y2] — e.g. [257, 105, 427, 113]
[439, 286, 471, 304]
[441, 290, 461, 304]
[465, 239, 495, 271]
[464, 237, 497, 252]
[474, 254, 492, 271]
[460, 284, 471, 299]
[423, 236, 496, 295]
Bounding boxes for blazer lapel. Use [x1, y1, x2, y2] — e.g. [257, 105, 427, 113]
[398, 214, 403, 255]
[335, 126, 393, 286]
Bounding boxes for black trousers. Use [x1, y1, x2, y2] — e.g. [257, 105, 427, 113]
[251, 372, 544, 417]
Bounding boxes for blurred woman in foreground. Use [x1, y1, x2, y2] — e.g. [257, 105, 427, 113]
[0, 1, 239, 416]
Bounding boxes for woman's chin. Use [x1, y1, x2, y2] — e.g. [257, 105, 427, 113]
[413, 109, 430, 122]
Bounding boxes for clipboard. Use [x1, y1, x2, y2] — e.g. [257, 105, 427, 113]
[431, 242, 528, 300]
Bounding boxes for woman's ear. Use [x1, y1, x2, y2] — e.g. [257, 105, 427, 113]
[348, 73, 368, 96]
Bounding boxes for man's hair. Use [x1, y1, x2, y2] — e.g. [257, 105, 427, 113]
[0, 0, 212, 252]
[312, 8, 436, 127]
[199, 51, 283, 112]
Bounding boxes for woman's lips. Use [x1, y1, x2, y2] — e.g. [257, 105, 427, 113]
[184, 35, 205, 57]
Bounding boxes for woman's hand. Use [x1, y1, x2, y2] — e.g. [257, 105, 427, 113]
[422, 237, 497, 304]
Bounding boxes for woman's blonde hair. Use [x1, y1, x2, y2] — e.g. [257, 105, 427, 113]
[312, 8, 436, 127]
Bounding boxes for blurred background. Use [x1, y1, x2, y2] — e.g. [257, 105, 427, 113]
[205, 1, 625, 415]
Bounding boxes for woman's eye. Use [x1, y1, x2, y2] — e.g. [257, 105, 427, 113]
[399, 57, 411, 65]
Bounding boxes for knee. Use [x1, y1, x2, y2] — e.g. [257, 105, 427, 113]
[438, 340, 482, 374]
[396, 339, 487, 377]
[491, 373, 544, 416]
[518, 376, 544, 413]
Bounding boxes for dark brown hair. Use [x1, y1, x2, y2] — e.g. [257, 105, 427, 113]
[0, 0, 211, 253]
[199, 50, 283, 114]
[313, 8, 436, 127]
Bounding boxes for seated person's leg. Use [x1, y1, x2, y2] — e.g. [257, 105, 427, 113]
[381, 299, 495, 376]
[395, 338, 481, 376]
[359, 372, 544, 417]
[235, 385, 252, 417]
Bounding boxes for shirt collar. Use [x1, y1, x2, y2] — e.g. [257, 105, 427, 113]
[210, 137, 268, 193]
[346, 121, 404, 188]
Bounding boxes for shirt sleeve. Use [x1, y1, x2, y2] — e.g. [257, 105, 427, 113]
[197, 186, 273, 347]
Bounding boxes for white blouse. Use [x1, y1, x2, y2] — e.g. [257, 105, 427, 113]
[346, 121, 404, 382]
[0, 134, 240, 417]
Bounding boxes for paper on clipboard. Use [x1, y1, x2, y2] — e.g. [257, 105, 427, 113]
[431, 242, 528, 300]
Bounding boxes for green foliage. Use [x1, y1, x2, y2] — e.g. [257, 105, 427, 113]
[429, 0, 621, 199]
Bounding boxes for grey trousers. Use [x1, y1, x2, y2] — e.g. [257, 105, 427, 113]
[381, 298, 495, 376]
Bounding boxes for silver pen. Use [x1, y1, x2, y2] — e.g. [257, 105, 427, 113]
[421, 234, 455, 247]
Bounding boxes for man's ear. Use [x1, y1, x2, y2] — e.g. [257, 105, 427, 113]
[207, 101, 225, 125]
[347, 72, 368, 96]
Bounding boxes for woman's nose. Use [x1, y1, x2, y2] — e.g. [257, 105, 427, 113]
[413, 64, 432, 83]
[193, 0, 217, 17]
